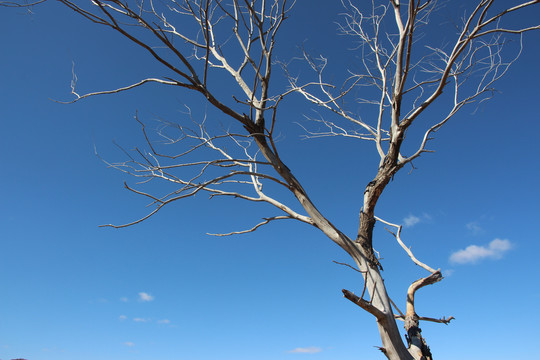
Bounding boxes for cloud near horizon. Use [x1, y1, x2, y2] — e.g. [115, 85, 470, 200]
[138, 292, 154, 302]
[287, 347, 322, 354]
[449, 239, 512, 264]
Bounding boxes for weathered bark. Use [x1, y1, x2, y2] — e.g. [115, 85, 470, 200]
[363, 266, 414, 360]
[405, 314, 432, 360]
[354, 225, 414, 360]
[404, 272, 443, 360]
[343, 252, 414, 360]
[350, 128, 428, 359]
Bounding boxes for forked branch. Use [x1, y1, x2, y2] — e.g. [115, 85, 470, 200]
[343, 289, 386, 321]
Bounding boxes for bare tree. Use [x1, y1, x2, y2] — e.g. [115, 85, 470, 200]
[16, 0, 540, 359]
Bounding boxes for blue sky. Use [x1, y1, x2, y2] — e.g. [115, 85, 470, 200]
[1, 1, 539, 359]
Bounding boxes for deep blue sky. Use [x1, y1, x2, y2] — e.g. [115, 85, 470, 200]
[1, 1, 539, 359]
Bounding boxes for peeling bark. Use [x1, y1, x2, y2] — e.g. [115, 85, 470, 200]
[403, 272, 443, 359]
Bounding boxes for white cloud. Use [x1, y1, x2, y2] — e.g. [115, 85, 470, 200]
[403, 213, 431, 228]
[449, 239, 512, 264]
[133, 318, 149, 322]
[120, 297, 129, 302]
[403, 214, 421, 227]
[138, 292, 154, 302]
[287, 347, 322, 354]
[466, 221, 484, 235]
[157, 319, 171, 324]
[124, 342, 135, 347]
[119, 315, 127, 321]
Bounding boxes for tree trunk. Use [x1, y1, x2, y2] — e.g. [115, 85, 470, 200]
[362, 263, 414, 360]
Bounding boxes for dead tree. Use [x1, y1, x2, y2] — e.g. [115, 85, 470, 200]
[35, 0, 540, 359]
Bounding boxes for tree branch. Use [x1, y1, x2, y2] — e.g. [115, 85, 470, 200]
[395, 314, 455, 325]
[374, 216, 437, 273]
[342, 289, 386, 321]
[207, 215, 297, 236]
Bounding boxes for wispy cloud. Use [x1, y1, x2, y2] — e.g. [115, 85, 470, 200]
[133, 318, 149, 322]
[120, 297, 129, 302]
[124, 342, 135, 347]
[157, 319, 171, 324]
[466, 221, 484, 235]
[449, 239, 512, 264]
[138, 292, 154, 302]
[287, 347, 322, 354]
[119, 315, 127, 321]
[403, 214, 421, 227]
[403, 213, 432, 228]
[442, 269, 455, 277]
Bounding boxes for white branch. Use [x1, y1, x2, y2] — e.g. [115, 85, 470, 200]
[207, 215, 295, 236]
[56, 77, 180, 104]
[374, 216, 437, 274]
